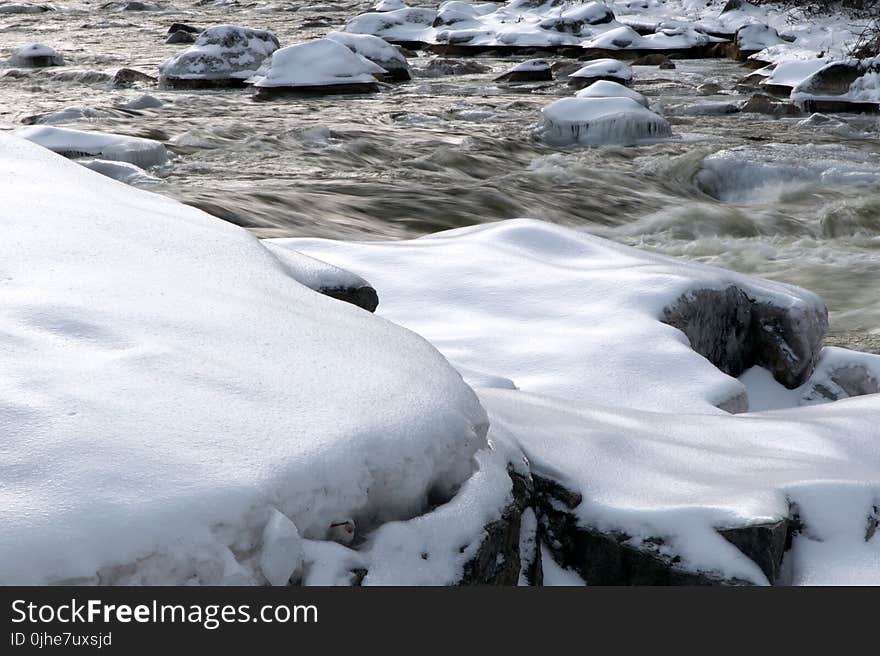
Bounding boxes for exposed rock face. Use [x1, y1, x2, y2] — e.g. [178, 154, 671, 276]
[420, 58, 490, 77]
[166, 30, 196, 45]
[112, 67, 157, 88]
[718, 520, 790, 583]
[803, 364, 880, 403]
[460, 470, 533, 585]
[662, 286, 828, 389]
[741, 93, 801, 116]
[318, 285, 379, 313]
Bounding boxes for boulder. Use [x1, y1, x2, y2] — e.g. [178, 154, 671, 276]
[419, 57, 490, 78]
[662, 286, 828, 388]
[567, 58, 633, 89]
[165, 30, 196, 45]
[14, 125, 169, 170]
[159, 25, 280, 89]
[632, 53, 671, 66]
[731, 24, 784, 61]
[249, 39, 384, 99]
[574, 79, 650, 107]
[167, 22, 201, 35]
[741, 93, 801, 116]
[0, 3, 53, 12]
[538, 2, 615, 35]
[540, 96, 671, 146]
[9, 43, 63, 68]
[112, 67, 157, 88]
[494, 59, 552, 83]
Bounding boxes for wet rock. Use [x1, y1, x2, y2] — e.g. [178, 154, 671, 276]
[113, 67, 157, 88]
[165, 30, 196, 45]
[419, 58, 491, 78]
[102, 0, 160, 9]
[697, 81, 722, 95]
[662, 286, 827, 389]
[741, 93, 801, 116]
[494, 59, 552, 83]
[9, 43, 64, 68]
[533, 475, 752, 585]
[0, 3, 53, 12]
[632, 53, 671, 66]
[459, 470, 532, 585]
[659, 61, 676, 70]
[167, 22, 201, 35]
[318, 285, 379, 313]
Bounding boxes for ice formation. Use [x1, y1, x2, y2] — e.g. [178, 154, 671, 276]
[14, 125, 169, 169]
[540, 96, 671, 146]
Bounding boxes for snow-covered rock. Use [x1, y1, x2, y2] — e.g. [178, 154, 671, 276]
[733, 23, 784, 61]
[326, 31, 411, 81]
[494, 58, 552, 83]
[78, 158, 163, 186]
[8, 43, 64, 67]
[0, 135, 489, 585]
[540, 96, 671, 146]
[0, 3, 52, 13]
[574, 79, 649, 107]
[280, 219, 880, 585]
[249, 39, 386, 98]
[159, 25, 280, 88]
[345, 7, 437, 45]
[14, 126, 168, 169]
[567, 58, 632, 89]
[538, 2, 615, 35]
[759, 58, 828, 95]
[791, 59, 880, 113]
[375, 0, 405, 10]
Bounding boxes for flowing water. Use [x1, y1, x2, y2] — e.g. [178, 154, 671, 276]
[2, 2, 879, 334]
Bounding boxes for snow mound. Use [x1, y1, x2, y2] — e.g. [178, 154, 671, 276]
[14, 125, 168, 169]
[568, 58, 633, 88]
[735, 23, 784, 53]
[159, 25, 280, 83]
[575, 79, 649, 107]
[0, 135, 488, 585]
[540, 96, 671, 146]
[695, 143, 880, 203]
[249, 39, 386, 91]
[8, 43, 63, 67]
[345, 7, 437, 44]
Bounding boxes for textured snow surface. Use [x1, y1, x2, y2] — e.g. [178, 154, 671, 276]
[0, 136, 489, 585]
[280, 219, 880, 584]
[251, 39, 385, 88]
[540, 96, 671, 145]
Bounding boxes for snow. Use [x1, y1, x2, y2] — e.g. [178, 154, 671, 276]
[281, 218, 880, 584]
[159, 25, 280, 81]
[569, 58, 633, 84]
[575, 79, 649, 107]
[259, 509, 304, 586]
[507, 58, 550, 73]
[540, 96, 671, 146]
[736, 23, 784, 52]
[250, 39, 386, 89]
[0, 135, 489, 585]
[14, 125, 169, 169]
[761, 58, 829, 90]
[79, 159, 163, 186]
[326, 31, 410, 77]
[696, 143, 880, 204]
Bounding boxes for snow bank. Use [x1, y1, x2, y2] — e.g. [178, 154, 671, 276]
[0, 135, 488, 585]
[276, 218, 880, 584]
[250, 39, 386, 92]
[14, 125, 168, 169]
[540, 96, 671, 146]
[159, 25, 279, 83]
[695, 143, 880, 203]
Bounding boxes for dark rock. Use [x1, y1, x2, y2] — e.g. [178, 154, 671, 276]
[253, 82, 380, 100]
[165, 30, 196, 45]
[494, 60, 553, 83]
[721, 0, 744, 11]
[632, 53, 671, 66]
[659, 61, 676, 70]
[697, 81, 722, 95]
[112, 67, 157, 88]
[718, 520, 790, 583]
[662, 286, 827, 389]
[741, 93, 801, 116]
[459, 469, 533, 585]
[419, 58, 491, 78]
[317, 285, 379, 313]
[167, 22, 200, 35]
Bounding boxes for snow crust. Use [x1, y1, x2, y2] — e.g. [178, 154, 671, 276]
[0, 135, 489, 585]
